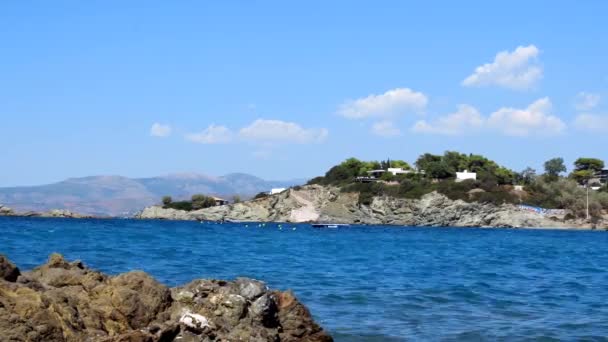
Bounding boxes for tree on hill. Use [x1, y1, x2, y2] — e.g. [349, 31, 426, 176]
[390, 160, 411, 170]
[571, 158, 605, 184]
[516, 167, 536, 185]
[191, 194, 216, 210]
[161, 196, 172, 207]
[415, 153, 442, 171]
[544, 157, 566, 181]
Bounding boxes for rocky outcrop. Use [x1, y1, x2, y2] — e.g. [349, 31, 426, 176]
[35, 209, 94, 219]
[0, 253, 332, 342]
[135, 185, 583, 228]
[0, 204, 15, 216]
[0, 207, 93, 219]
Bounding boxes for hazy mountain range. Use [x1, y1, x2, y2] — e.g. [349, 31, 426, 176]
[0, 173, 306, 216]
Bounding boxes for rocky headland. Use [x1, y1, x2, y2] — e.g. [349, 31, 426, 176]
[137, 185, 605, 229]
[0, 205, 93, 219]
[0, 253, 332, 342]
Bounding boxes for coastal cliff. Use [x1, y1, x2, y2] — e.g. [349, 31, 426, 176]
[0, 254, 332, 342]
[136, 185, 590, 228]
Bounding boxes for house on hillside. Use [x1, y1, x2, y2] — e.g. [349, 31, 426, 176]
[595, 169, 608, 184]
[213, 197, 229, 206]
[456, 170, 477, 182]
[367, 168, 413, 178]
[269, 188, 286, 195]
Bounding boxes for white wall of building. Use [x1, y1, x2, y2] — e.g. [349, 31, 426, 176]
[456, 170, 476, 182]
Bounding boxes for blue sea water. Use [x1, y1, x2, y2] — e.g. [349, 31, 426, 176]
[2, 217, 608, 341]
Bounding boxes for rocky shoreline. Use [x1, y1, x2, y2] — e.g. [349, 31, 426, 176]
[0, 253, 332, 342]
[0, 204, 93, 219]
[136, 185, 606, 229]
[3, 185, 606, 229]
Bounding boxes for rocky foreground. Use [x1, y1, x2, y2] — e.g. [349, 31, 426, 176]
[137, 185, 599, 229]
[0, 254, 332, 342]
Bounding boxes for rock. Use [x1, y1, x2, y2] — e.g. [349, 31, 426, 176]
[0, 254, 20, 281]
[134, 185, 580, 228]
[0, 204, 15, 216]
[135, 206, 194, 221]
[38, 209, 93, 219]
[236, 277, 267, 300]
[179, 311, 210, 333]
[0, 254, 333, 341]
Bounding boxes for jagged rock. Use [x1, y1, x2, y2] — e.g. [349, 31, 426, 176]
[0, 204, 15, 216]
[135, 185, 580, 228]
[0, 254, 333, 342]
[38, 209, 93, 219]
[0, 254, 20, 281]
[0, 207, 93, 219]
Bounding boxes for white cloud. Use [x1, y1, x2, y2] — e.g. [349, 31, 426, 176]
[150, 123, 172, 137]
[337, 88, 428, 119]
[487, 98, 565, 136]
[239, 119, 328, 144]
[185, 124, 233, 144]
[412, 104, 483, 135]
[575, 92, 601, 111]
[371, 120, 401, 137]
[462, 45, 542, 90]
[574, 113, 608, 132]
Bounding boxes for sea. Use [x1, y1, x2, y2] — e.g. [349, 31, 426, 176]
[2, 216, 608, 341]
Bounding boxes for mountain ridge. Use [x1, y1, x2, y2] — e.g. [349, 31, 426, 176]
[0, 173, 305, 216]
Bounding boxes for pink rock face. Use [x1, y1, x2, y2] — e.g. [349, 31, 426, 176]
[0, 254, 333, 342]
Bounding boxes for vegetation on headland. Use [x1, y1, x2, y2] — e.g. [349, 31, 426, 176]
[161, 194, 218, 211]
[308, 152, 608, 219]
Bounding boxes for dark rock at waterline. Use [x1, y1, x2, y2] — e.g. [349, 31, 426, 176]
[0, 254, 20, 281]
[0, 254, 332, 342]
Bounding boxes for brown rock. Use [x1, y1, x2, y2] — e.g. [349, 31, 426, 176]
[0, 254, 20, 281]
[0, 254, 333, 341]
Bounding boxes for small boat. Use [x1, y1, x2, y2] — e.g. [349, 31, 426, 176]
[311, 223, 350, 229]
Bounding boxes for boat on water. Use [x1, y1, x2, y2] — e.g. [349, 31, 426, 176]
[311, 223, 350, 229]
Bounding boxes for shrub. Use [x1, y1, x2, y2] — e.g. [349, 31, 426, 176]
[165, 201, 193, 211]
[254, 192, 269, 200]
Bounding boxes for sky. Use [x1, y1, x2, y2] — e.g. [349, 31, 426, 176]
[1, 1, 608, 186]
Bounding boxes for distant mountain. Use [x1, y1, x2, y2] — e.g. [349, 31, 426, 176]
[0, 173, 305, 216]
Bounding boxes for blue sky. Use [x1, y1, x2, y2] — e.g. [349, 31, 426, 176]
[1, 1, 608, 186]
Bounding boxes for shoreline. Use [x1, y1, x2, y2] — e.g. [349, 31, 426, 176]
[1, 214, 605, 231]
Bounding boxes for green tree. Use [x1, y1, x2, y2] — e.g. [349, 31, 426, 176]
[191, 194, 216, 210]
[518, 167, 536, 185]
[442, 151, 469, 174]
[425, 162, 453, 179]
[415, 153, 442, 171]
[161, 196, 173, 207]
[574, 158, 604, 172]
[544, 157, 566, 180]
[571, 158, 605, 184]
[495, 167, 515, 185]
[390, 160, 411, 170]
[232, 195, 241, 203]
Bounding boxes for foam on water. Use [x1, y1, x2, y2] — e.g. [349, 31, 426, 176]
[2, 217, 608, 340]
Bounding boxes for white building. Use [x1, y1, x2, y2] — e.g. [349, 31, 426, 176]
[387, 168, 411, 175]
[270, 188, 287, 195]
[456, 170, 477, 182]
[367, 168, 412, 178]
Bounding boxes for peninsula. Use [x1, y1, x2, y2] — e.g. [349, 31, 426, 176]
[137, 153, 608, 229]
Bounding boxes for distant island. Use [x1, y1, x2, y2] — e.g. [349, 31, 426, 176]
[135, 151, 608, 229]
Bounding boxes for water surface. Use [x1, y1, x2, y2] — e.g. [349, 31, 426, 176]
[1, 217, 608, 341]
